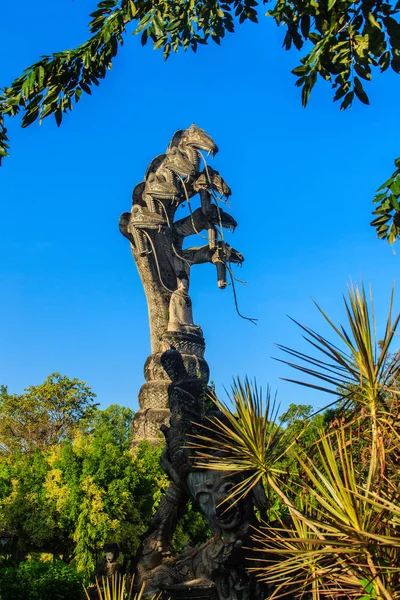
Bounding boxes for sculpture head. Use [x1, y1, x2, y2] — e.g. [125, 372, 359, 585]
[130, 205, 166, 230]
[103, 543, 119, 564]
[213, 243, 244, 265]
[145, 150, 195, 181]
[132, 181, 146, 207]
[206, 205, 237, 233]
[164, 147, 196, 179]
[193, 167, 232, 198]
[181, 125, 219, 157]
[145, 172, 180, 202]
[187, 470, 245, 536]
[169, 126, 218, 171]
[177, 273, 189, 293]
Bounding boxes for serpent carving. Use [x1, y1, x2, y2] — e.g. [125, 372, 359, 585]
[119, 127, 265, 599]
[119, 125, 244, 444]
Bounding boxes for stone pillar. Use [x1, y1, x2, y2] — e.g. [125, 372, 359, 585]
[132, 331, 209, 445]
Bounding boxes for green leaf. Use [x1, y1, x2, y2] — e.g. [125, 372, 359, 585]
[141, 29, 148, 46]
[354, 77, 370, 105]
[292, 65, 309, 75]
[391, 53, 400, 74]
[21, 109, 39, 128]
[301, 83, 311, 107]
[368, 14, 381, 30]
[390, 194, 400, 211]
[36, 66, 46, 87]
[371, 214, 391, 226]
[153, 37, 164, 50]
[80, 83, 92, 95]
[134, 12, 154, 34]
[340, 91, 354, 110]
[354, 63, 372, 81]
[54, 108, 62, 127]
[390, 178, 400, 195]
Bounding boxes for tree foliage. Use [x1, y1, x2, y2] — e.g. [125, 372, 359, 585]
[1, 0, 400, 241]
[0, 401, 164, 574]
[0, 383, 209, 577]
[0, 373, 98, 454]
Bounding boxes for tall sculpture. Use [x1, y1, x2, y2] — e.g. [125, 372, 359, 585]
[120, 126, 265, 599]
[119, 125, 242, 444]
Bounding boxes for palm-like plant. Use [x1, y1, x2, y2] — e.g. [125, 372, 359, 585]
[189, 378, 297, 511]
[253, 430, 400, 599]
[84, 573, 153, 600]
[192, 283, 400, 599]
[277, 283, 400, 492]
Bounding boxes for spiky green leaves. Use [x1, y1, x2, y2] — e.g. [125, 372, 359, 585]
[190, 378, 296, 505]
[277, 283, 400, 412]
[251, 431, 400, 599]
[191, 283, 400, 599]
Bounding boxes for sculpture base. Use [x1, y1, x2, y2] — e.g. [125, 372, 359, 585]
[131, 408, 170, 446]
[160, 580, 217, 599]
[132, 333, 209, 446]
[162, 331, 205, 358]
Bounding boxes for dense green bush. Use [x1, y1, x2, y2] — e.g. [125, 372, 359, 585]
[0, 560, 84, 600]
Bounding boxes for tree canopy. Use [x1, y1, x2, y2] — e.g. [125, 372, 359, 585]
[1, 0, 400, 242]
[0, 374, 98, 454]
[0, 375, 209, 575]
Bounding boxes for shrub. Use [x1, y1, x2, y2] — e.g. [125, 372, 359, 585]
[0, 560, 84, 600]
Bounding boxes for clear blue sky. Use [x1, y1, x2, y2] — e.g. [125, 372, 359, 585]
[1, 0, 399, 415]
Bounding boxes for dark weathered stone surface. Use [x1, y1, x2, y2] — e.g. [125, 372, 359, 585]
[121, 128, 264, 598]
[120, 125, 242, 444]
[131, 348, 266, 599]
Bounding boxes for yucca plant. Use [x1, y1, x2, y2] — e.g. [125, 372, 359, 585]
[252, 429, 400, 599]
[189, 378, 298, 512]
[84, 573, 151, 600]
[192, 283, 400, 599]
[277, 283, 400, 490]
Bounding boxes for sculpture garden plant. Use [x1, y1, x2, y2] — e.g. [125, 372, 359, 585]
[84, 573, 148, 600]
[192, 283, 400, 599]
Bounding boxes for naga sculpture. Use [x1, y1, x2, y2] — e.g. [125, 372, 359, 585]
[120, 127, 264, 599]
[120, 125, 243, 444]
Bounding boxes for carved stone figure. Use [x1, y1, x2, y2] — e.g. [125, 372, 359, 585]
[167, 274, 202, 336]
[96, 543, 123, 580]
[130, 348, 266, 600]
[120, 125, 243, 444]
[121, 128, 263, 599]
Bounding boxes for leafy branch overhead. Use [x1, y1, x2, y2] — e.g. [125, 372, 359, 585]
[1, 0, 400, 241]
[371, 157, 400, 244]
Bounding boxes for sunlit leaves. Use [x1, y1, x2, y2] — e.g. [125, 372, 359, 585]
[250, 430, 400, 599]
[2, 0, 400, 246]
[1, 0, 399, 158]
[0, 373, 98, 454]
[190, 378, 296, 504]
[371, 158, 400, 244]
